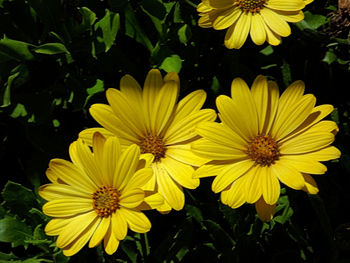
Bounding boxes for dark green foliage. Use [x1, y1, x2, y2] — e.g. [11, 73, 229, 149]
[0, 0, 349, 262]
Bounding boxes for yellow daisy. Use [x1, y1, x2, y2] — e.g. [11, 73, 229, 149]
[192, 75, 340, 221]
[197, 0, 313, 49]
[79, 69, 217, 211]
[39, 133, 154, 256]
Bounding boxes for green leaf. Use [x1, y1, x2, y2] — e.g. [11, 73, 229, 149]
[202, 219, 235, 251]
[178, 24, 192, 45]
[94, 11, 120, 52]
[322, 50, 337, 65]
[34, 43, 69, 55]
[0, 38, 35, 61]
[159, 54, 182, 73]
[0, 216, 32, 247]
[84, 79, 104, 106]
[124, 3, 153, 52]
[142, 0, 167, 21]
[297, 11, 328, 30]
[185, 204, 203, 223]
[260, 45, 274, 56]
[10, 103, 28, 118]
[1, 181, 38, 219]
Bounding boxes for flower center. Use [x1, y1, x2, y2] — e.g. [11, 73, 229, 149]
[237, 0, 267, 13]
[92, 186, 120, 217]
[247, 134, 280, 166]
[139, 134, 166, 162]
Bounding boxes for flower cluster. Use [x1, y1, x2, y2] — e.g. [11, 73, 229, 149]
[39, 1, 340, 257]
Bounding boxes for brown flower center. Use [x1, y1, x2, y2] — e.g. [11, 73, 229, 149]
[237, 0, 267, 13]
[139, 134, 166, 162]
[247, 134, 280, 166]
[92, 186, 120, 217]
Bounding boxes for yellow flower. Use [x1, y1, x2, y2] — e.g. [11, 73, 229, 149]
[192, 75, 340, 221]
[79, 69, 217, 212]
[197, 0, 313, 49]
[39, 133, 153, 256]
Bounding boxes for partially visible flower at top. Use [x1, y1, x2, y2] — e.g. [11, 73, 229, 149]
[39, 133, 155, 256]
[197, 0, 314, 49]
[192, 75, 340, 221]
[79, 69, 217, 212]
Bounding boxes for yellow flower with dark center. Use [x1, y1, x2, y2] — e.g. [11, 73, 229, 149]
[192, 75, 340, 221]
[39, 133, 154, 256]
[79, 69, 217, 212]
[197, 0, 314, 49]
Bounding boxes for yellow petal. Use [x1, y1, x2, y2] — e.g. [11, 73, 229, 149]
[302, 173, 319, 194]
[271, 161, 305, 190]
[56, 211, 98, 248]
[89, 104, 140, 143]
[212, 160, 254, 193]
[101, 136, 122, 186]
[263, 20, 282, 46]
[266, 0, 305, 11]
[255, 197, 276, 222]
[166, 144, 210, 167]
[216, 95, 250, 142]
[79, 128, 115, 146]
[151, 80, 179, 135]
[244, 166, 263, 204]
[273, 10, 304, 22]
[260, 166, 280, 205]
[111, 210, 128, 240]
[118, 208, 151, 233]
[119, 188, 145, 208]
[172, 90, 207, 124]
[264, 81, 280, 133]
[164, 108, 217, 144]
[279, 104, 334, 143]
[155, 163, 185, 210]
[47, 158, 96, 193]
[250, 14, 266, 45]
[301, 146, 341, 161]
[261, 8, 291, 37]
[39, 184, 90, 201]
[141, 192, 165, 210]
[224, 12, 251, 49]
[196, 121, 247, 151]
[103, 225, 120, 255]
[220, 176, 246, 208]
[161, 157, 199, 189]
[45, 217, 76, 236]
[213, 6, 241, 30]
[106, 88, 145, 137]
[272, 94, 316, 140]
[251, 75, 268, 133]
[193, 163, 225, 179]
[123, 168, 153, 192]
[89, 216, 110, 248]
[62, 216, 100, 257]
[192, 138, 246, 161]
[207, 0, 234, 9]
[279, 156, 327, 175]
[114, 144, 140, 190]
[43, 198, 93, 217]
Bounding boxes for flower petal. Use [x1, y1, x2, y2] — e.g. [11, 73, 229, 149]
[119, 188, 145, 208]
[302, 174, 319, 194]
[224, 12, 251, 49]
[39, 184, 90, 201]
[192, 138, 247, 161]
[244, 166, 263, 204]
[111, 210, 128, 240]
[250, 14, 266, 45]
[301, 146, 341, 161]
[261, 7, 291, 37]
[89, 104, 140, 143]
[166, 144, 210, 167]
[45, 217, 76, 236]
[193, 163, 226, 179]
[279, 156, 327, 175]
[43, 198, 93, 217]
[155, 163, 185, 210]
[79, 128, 115, 146]
[103, 225, 120, 255]
[220, 176, 246, 208]
[212, 160, 254, 193]
[255, 197, 276, 222]
[164, 109, 216, 144]
[118, 208, 151, 233]
[89, 216, 110, 248]
[161, 157, 199, 189]
[271, 161, 305, 190]
[213, 6, 241, 30]
[261, 166, 280, 205]
[56, 211, 98, 248]
[266, 0, 305, 11]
